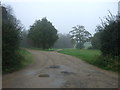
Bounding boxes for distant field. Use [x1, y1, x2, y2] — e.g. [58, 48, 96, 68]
[58, 49, 101, 64]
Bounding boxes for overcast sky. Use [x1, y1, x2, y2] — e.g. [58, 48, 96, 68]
[1, 0, 119, 35]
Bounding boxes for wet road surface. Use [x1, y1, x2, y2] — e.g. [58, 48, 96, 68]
[2, 49, 119, 88]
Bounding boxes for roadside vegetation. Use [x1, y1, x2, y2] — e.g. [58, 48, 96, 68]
[18, 49, 32, 68]
[3, 48, 32, 74]
[2, 5, 32, 73]
[91, 12, 120, 72]
[58, 49, 119, 72]
[58, 49, 100, 64]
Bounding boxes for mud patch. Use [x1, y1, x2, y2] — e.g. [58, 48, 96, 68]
[38, 74, 50, 77]
[49, 65, 60, 69]
[61, 71, 75, 75]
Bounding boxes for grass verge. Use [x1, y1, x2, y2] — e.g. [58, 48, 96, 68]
[18, 48, 32, 68]
[3, 48, 32, 74]
[58, 49, 119, 72]
[58, 49, 100, 64]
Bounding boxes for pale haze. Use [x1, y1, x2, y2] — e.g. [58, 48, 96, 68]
[1, 0, 118, 35]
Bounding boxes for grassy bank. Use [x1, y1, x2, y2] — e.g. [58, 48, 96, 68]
[3, 48, 32, 74]
[58, 49, 119, 72]
[58, 49, 100, 64]
[18, 48, 32, 68]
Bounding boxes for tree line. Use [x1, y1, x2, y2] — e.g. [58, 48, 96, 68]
[21, 25, 92, 49]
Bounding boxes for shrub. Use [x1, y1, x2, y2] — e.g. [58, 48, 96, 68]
[99, 12, 120, 57]
[2, 5, 22, 73]
[94, 55, 120, 72]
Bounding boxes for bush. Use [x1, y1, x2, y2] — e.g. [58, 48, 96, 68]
[94, 55, 120, 72]
[2, 5, 22, 73]
[3, 48, 32, 74]
[99, 15, 120, 57]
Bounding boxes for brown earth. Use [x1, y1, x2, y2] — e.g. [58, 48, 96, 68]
[2, 49, 119, 88]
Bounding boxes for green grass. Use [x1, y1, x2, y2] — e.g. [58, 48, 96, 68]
[58, 49, 119, 72]
[18, 48, 33, 67]
[3, 48, 33, 74]
[58, 49, 101, 64]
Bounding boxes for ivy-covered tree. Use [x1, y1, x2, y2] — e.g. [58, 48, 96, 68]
[28, 17, 58, 49]
[69, 25, 91, 49]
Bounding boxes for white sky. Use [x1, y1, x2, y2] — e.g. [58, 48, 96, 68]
[1, 0, 119, 35]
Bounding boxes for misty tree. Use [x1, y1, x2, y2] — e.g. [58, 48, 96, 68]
[69, 25, 91, 49]
[91, 25, 103, 49]
[28, 17, 58, 49]
[20, 29, 32, 48]
[53, 33, 73, 48]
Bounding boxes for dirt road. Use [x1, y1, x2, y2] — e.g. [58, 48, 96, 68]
[3, 49, 119, 88]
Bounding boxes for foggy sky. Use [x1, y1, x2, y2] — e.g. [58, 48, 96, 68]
[1, 0, 118, 35]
